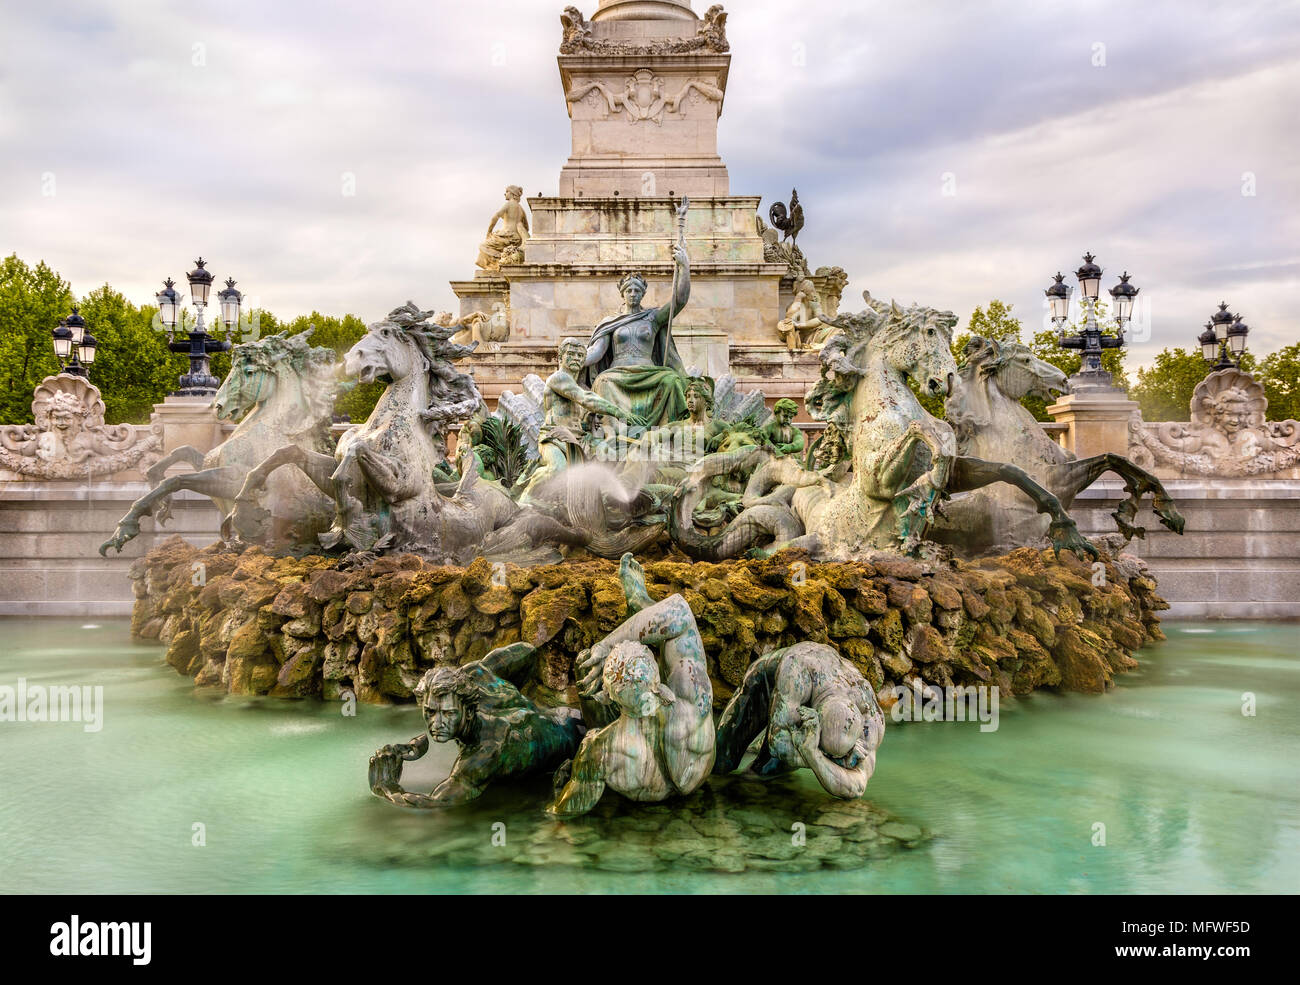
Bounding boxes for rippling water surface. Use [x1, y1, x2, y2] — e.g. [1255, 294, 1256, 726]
[1, 619, 1296, 893]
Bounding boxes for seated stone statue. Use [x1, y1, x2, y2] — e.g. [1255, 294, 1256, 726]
[762, 398, 806, 457]
[440, 302, 511, 350]
[714, 642, 884, 799]
[476, 185, 529, 272]
[368, 642, 581, 808]
[547, 555, 715, 816]
[579, 237, 693, 429]
[518, 337, 645, 503]
[777, 279, 833, 351]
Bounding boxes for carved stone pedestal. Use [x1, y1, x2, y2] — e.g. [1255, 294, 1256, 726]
[1047, 390, 1139, 460]
[151, 395, 224, 461]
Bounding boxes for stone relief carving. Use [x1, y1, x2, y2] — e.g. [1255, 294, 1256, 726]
[814, 265, 849, 319]
[559, 4, 729, 55]
[567, 69, 725, 124]
[0, 374, 161, 479]
[757, 215, 809, 279]
[1128, 367, 1300, 476]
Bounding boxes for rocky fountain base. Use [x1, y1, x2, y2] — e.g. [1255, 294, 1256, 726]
[131, 537, 1168, 705]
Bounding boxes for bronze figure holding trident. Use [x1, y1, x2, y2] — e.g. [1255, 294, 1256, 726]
[579, 196, 693, 429]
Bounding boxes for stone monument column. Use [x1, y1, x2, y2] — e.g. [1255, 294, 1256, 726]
[449, 2, 823, 412]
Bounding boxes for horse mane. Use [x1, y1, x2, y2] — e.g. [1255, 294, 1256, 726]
[948, 336, 1057, 455]
[378, 301, 483, 431]
[949, 336, 1003, 445]
[819, 291, 958, 374]
[232, 328, 341, 430]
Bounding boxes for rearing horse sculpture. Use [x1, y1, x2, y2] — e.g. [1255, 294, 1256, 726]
[937, 336, 1184, 551]
[803, 294, 1097, 559]
[231, 302, 583, 563]
[99, 330, 338, 556]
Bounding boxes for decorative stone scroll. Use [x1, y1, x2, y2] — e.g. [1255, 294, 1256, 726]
[560, 4, 730, 55]
[0, 374, 161, 479]
[1127, 367, 1300, 477]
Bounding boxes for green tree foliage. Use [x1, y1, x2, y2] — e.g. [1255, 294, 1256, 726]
[0, 258, 388, 428]
[1128, 348, 1207, 422]
[1258, 342, 1300, 422]
[273, 311, 382, 422]
[76, 285, 184, 423]
[1119, 344, 1300, 422]
[962, 298, 1024, 351]
[911, 299, 1025, 418]
[0, 255, 73, 423]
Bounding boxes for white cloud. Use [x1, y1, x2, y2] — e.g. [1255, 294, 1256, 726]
[1, 0, 1296, 364]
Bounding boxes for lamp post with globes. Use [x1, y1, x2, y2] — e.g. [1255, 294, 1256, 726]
[51, 307, 98, 379]
[157, 258, 239, 397]
[1045, 252, 1136, 392]
[1198, 302, 1249, 372]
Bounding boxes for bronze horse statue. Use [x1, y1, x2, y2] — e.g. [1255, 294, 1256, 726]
[100, 330, 338, 556]
[230, 302, 583, 563]
[800, 296, 1099, 559]
[935, 336, 1184, 552]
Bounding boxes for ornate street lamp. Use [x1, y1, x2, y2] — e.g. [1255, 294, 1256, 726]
[1044, 272, 1072, 324]
[1076, 252, 1102, 301]
[1108, 271, 1139, 325]
[1198, 321, 1220, 363]
[156, 278, 181, 330]
[1228, 316, 1249, 359]
[1200, 302, 1250, 370]
[1050, 252, 1132, 391]
[162, 258, 235, 396]
[51, 307, 96, 378]
[217, 277, 243, 330]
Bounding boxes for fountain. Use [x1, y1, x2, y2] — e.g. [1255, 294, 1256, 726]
[108, 3, 1195, 824]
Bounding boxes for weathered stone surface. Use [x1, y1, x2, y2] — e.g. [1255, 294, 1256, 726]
[130, 542, 1167, 705]
[521, 582, 588, 648]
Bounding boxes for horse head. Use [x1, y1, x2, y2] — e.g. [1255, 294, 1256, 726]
[345, 318, 424, 386]
[806, 293, 959, 419]
[963, 337, 1070, 402]
[214, 332, 288, 421]
[344, 302, 477, 391]
[875, 301, 959, 400]
[215, 328, 338, 429]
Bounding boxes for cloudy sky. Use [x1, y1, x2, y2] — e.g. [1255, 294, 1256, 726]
[2, 0, 1297, 364]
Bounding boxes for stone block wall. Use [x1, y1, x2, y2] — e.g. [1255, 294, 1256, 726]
[0, 482, 221, 616]
[1072, 478, 1300, 619]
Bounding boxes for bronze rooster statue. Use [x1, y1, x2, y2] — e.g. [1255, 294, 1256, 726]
[769, 189, 804, 245]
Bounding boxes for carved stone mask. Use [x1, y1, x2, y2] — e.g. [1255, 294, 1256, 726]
[1213, 396, 1251, 434]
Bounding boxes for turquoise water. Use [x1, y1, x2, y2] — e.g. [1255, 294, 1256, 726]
[1, 618, 1296, 894]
